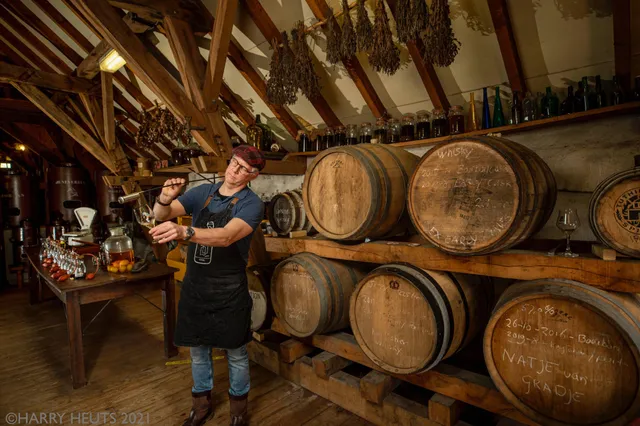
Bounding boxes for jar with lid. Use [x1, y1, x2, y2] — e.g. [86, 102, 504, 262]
[374, 118, 388, 144]
[448, 105, 465, 135]
[431, 108, 449, 137]
[298, 130, 312, 152]
[313, 130, 324, 151]
[400, 113, 415, 141]
[416, 112, 431, 139]
[359, 122, 372, 144]
[102, 226, 134, 267]
[324, 127, 335, 149]
[387, 118, 402, 143]
[345, 124, 358, 145]
[335, 126, 346, 146]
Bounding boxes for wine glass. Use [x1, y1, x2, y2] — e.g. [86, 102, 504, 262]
[556, 208, 580, 258]
[134, 204, 158, 244]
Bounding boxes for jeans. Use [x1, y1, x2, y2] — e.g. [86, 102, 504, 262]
[190, 344, 250, 396]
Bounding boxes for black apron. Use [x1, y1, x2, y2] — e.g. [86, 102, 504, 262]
[174, 193, 252, 349]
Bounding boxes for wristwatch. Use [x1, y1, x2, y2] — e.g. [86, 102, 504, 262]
[183, 226, 195, 241]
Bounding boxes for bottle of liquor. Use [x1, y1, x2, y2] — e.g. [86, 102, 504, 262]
[245, 116, 264, 150]
[543, 86, 559, 118]
[560, 86, 576, 115]
[467, 92, 479, 131]
[632, 76, 640, 101]
[611, 75, 626, 105]
[482, 87, 491, 129]
[595, 75, 607, 108]
[492, 87, 506, 127]
[522, 92, 535, 122]
[255, 114, 273, 151]
[581, 76, 597, 111]
[511, 91, 523, 125]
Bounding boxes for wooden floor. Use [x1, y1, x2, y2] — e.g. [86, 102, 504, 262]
[0, 287, 372, 426]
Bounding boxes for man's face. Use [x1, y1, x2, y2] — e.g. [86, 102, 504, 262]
[224, 155, 258, 185]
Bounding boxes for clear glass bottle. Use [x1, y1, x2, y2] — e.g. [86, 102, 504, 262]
[374, 118, 388, 144]
[511, 91, 523, 124]
[522, 92, 535, 122]
[72, 254, 87, 280]
[416, 112, 431, 139]
[400, 113, 415, 141]
[345, 124, 358, 145]
[431, 108, 449, 137]
[448, 106, 465, 135]
[102, 226, 134, 266]
[595, 75, 607, 108]
[387, 118, 402, 143]
[359, 122, 372, 144]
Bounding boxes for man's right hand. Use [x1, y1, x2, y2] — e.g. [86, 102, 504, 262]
[159, 178, 185, 204]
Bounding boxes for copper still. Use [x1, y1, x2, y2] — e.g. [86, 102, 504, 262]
[1, 171, 38, 228]
[47, 163, 91, 225]
[94, 170, 131, 225]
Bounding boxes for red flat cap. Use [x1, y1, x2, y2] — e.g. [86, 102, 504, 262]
[233, 144, 266, 171]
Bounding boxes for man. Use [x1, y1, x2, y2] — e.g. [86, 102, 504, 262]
[150, 145, 266, 426]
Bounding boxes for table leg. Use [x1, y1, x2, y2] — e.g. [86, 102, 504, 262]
[65, 292, 87, 388]
[29, 265, 42, 305]
[162, 277, 178, 358]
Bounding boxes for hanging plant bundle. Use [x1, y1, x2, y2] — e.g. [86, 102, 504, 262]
[369, 0, 400, 75]
[266, 35, 297, 105]
[292, 23, 322, 100]
[355, 0, 373, 52]
[135, 107, 190, 149]
[422, 0, 460, 67]
[281, 31, 299, 101]
[395, 0, 413, 43]
[411, 0, 429, 40]
[340, 0, 357, 58]
[326, 11, 342, 64]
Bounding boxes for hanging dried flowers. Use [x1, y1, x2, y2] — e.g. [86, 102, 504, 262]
[422, 0, 460, 67]
[355, 0, 373, 52]
[369, 0, 400, 75]
[292, 22, 322, 101]
[411, 0, 429, 39]
[340, 0, 357, 58]
[325, 11, 342, 64]
[266, 33, 298, 105]
[135, 107, 191, 150]
[395, 0, 413, 43]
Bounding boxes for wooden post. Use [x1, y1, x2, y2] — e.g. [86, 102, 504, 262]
[101, 71, 115, 151]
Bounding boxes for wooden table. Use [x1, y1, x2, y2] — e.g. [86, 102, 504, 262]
[26, 247, 179, 388]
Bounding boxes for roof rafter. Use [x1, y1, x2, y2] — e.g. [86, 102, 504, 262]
[0, 61, 99, 94]
[487, 0, 526, 93]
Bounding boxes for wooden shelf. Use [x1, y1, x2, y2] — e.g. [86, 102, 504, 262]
[285, 101, 640, 157]
[266, 318, 536, 425]
[264, 236, 640, 293]
[192, 155, 306, 175]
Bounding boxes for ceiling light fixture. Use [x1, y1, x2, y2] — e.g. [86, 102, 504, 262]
[99, 49, 127, 73]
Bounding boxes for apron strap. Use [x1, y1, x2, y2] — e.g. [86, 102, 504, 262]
[202, 195, 213, 209]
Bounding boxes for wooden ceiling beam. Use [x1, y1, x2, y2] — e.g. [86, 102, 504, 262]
[0, 5, 73, 74]
[107, 0, 212, 34]
[488, 0, 527, 93]
[385, 0, 449, 110]
[305, 0, 387, 118]
[70, 0, 221, 155]
[101, 71, 116, 151]
[0, 122, 66, 163]
[31, 0, 95, 53]
[203, 0, 238, 106]
[0, 62, 99, 94]
[12, 82, 116, 172]
[0, 39, 33, 69]
[613, 0, 632, 91]
[0, 24, 55, 72]
[242, 0, 342, 127]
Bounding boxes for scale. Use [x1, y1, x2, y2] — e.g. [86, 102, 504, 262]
[63, 207, 97, 247]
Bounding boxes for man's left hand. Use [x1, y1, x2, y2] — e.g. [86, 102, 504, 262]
[149, 222, 185, 244]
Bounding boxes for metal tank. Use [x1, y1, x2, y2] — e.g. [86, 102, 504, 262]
[94, 170, 131, 224]
[1, 171, 38, 228]
[47, 163, 91, 225]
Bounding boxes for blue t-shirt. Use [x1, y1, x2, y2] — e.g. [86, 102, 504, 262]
[176, 182, 264, 263]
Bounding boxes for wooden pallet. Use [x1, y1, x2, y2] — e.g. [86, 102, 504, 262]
[247, 338, 471, 426]
[260, 319, 536, 425]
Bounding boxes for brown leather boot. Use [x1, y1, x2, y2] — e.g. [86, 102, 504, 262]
[181, 390, 212, 426]
[229, 392, 248, 426]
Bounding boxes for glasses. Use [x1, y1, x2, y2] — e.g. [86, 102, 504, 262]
[228, 157, 257, 175]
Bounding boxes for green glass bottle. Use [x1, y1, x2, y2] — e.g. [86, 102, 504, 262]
[492, 87, 506, 127]
[543, 87, 559, 118]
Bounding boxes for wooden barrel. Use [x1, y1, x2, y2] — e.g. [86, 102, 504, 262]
[589, 166, 640, 258]
[271, 253, 366, 337]
[407, 136, 556, 255]
[302, 144, 419, 240]
[349, 263, 492, 374]
[484, 279, 640, 426]
[267, 190, 313, 235]
[248, 263, 275, 331]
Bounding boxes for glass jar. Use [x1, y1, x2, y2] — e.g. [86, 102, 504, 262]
[448, 105, 465, 135]
[298, 130, 312, 152]
[359, 122, 372, 144]
[345, 124, 358, 145]
[416, 112, 431, 139]
[374, 118, 388, 144]
[102, 226, 134, 266]
[314, 130, 324, 151]
[400, 113, 415, 142]
[387, 118, 402, 143]
[432, 108, 449, 137]
[335, 126, 346, 146]
[324, 127, 335, 149]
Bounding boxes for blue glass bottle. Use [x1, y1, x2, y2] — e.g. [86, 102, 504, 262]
[482, 87, 491, 129]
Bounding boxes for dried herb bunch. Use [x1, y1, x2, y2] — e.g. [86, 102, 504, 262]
[369, 0, 400, 75]
[411, 0, 429, 39]
[395, 0, 413, 43]
[355, 0, 373, 52]
[422, 0, 460, 67]
[326, 12, 342, 64]
[292, 23, 321, 100]
[135, 107, 190, 149]
[266, 33, 298, 105]
[340, 0, 357, 57]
